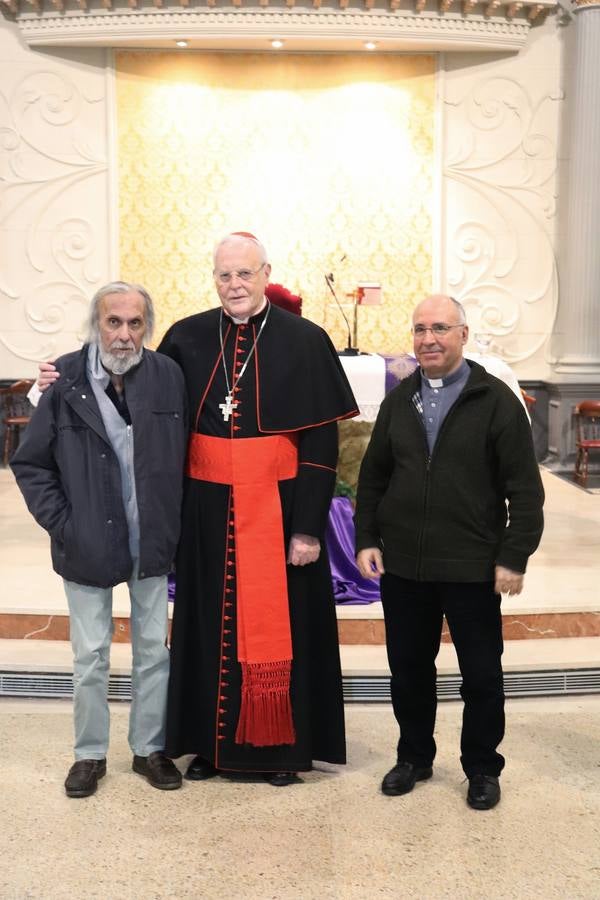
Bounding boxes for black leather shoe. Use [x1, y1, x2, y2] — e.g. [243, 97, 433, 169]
[185, 755, 219, 781]
[381, 761, 433, 796]
[132, 752, 182, 790]
[263, 772, 303, 787]
[467, 774, 501, 810]
[64, 758, 106, 798]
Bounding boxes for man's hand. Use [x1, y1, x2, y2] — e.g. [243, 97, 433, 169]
[356, 548, 385, 579]
[37, 361, 59, 392]
[287, 533, 320, 566]
[494, 565, 524, 596]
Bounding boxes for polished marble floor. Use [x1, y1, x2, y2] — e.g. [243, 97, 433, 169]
[2, 465, 599, 618]
[0, 695, 598, 899]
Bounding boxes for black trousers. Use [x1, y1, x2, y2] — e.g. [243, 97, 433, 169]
[381, 574, 505, 778]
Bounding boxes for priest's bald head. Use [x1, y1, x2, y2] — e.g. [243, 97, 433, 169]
[212, 232, 271, 321]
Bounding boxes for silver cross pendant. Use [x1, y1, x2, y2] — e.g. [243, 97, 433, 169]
[219, 393, 238, 422]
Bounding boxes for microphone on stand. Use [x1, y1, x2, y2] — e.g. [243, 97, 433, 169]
[325, 272, 360, 356]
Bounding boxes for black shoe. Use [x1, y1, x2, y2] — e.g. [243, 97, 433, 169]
[263, 772, 303, 787]
[381, 761, 433, 796]
[132, 752, 182, 790]
[65, 758, 107, 798]
[467, 774, 501, 810]
[185, 755, 219, 782]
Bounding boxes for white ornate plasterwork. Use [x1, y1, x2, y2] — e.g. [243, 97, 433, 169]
[0, 53, 111, 372]
[4, 6, 555, 52]
[442, 74, 562, 366]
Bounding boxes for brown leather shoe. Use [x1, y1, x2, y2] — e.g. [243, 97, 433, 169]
[132, 752, 182, 790]
[64, 758, 106, 798]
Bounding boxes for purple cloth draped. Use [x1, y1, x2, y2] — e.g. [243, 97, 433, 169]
[327, 496, 380, 604]
[383, 353, 418, 394]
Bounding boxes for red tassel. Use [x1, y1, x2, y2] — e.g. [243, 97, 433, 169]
[235, 661, 296, 747]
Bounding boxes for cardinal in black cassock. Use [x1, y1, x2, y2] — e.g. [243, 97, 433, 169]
[158, 233, 358, 782]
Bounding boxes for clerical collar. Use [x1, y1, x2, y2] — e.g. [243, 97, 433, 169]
[225, 297, 268, 325]
[420, 359, 469, 389]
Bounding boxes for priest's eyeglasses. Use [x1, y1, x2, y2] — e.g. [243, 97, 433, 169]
[412, 323, 465, 337]
[214, 263, 266, 285]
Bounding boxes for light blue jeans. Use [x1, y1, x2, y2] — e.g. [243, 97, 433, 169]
[64, 565, 170, 760]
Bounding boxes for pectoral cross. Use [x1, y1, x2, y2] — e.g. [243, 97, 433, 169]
[219, 393, 238, 422]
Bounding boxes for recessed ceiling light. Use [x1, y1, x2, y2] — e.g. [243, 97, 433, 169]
[364, 41, 377, 51]
[175, 40, 188, 48]
[271, 39, 284, 49]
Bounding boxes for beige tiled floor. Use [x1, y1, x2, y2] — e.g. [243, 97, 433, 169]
[0, 695, 599, 899]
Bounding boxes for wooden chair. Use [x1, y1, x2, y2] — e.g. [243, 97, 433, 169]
[573, 400, 600, 487]
[1, 379, 34, 465]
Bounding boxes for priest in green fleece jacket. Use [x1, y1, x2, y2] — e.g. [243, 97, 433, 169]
[355, 294, 544, 812]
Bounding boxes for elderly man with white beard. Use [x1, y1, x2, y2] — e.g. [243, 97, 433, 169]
[11, 282, 188, 798]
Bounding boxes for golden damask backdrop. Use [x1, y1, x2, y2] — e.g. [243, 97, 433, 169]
[116, 52, 434, 351]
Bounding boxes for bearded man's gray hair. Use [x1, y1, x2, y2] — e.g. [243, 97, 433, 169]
[87, 281, 155, 376]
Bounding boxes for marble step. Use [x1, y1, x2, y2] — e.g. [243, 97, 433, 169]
[2, 638, 599, 703]
[1, 601, 599, 643]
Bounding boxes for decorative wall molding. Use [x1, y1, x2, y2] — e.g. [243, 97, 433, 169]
[0, 39, 111, 375]
[442, 69, 562, 368]
[1, 3, 557, 52]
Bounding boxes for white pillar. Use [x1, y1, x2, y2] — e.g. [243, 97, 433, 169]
[555, 3, 600, 374]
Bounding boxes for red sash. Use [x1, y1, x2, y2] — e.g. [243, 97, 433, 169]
[186, 433, 298, 746]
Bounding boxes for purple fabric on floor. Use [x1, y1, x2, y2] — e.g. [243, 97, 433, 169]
[383, 354, 418, 394]
[169, 497, 384, 606]
[327, 496, 380, 604]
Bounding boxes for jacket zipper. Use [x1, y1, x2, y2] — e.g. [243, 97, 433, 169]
[410, 380, 488, 579]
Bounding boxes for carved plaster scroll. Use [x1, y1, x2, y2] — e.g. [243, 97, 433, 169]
[443, 77, 562, 364]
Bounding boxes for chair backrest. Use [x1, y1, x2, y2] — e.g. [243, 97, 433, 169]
[2, 379, 34, 419]
[575, 400, 600, 443]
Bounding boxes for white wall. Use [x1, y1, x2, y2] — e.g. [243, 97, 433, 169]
[0, 17, 564, 380]
[0, 19, 112, 378]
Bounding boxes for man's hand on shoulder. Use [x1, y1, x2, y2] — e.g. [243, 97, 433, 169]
[38, 361, 59, 392]
[288, 533, 320, 566]
[356, 548, 385, 579]
[494, 565, 524, 596]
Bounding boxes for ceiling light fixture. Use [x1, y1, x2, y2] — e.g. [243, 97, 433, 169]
[364, 41, 377, 51]
[271, 39, 284, 49]
[175, 40, 189, 48]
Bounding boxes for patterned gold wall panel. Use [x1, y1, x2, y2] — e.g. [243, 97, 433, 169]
[116, 52, 434, 352]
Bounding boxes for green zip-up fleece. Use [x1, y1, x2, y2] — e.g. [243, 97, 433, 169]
[354, 361, 544, 582]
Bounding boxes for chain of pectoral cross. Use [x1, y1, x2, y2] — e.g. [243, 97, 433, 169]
[218, 304, 271, 422]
